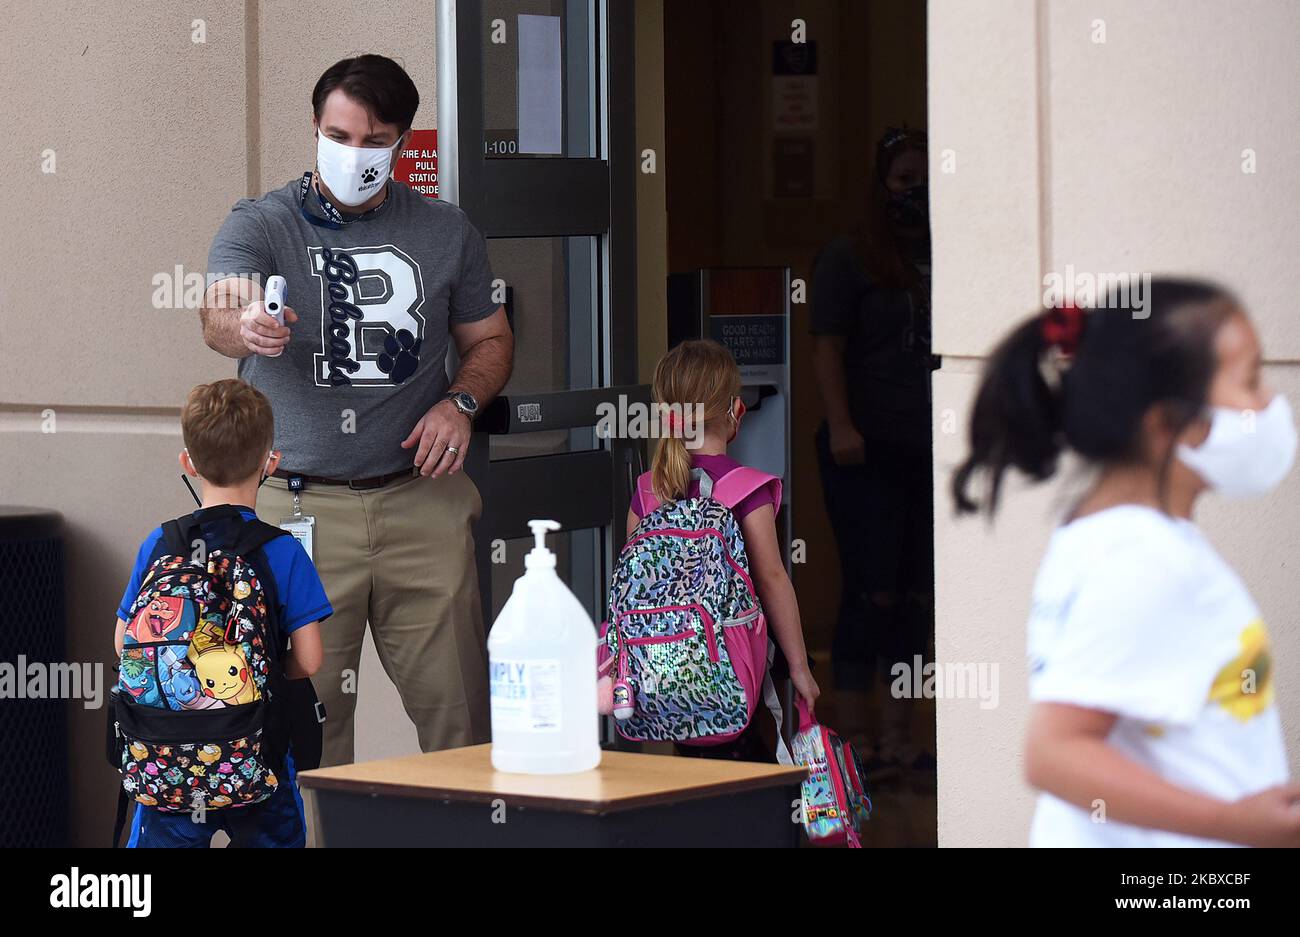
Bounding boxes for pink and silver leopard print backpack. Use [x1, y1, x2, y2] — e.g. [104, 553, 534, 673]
[598, 466, 789, 755]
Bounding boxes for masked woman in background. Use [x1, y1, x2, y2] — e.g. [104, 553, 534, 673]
[811, 127, 939, 776]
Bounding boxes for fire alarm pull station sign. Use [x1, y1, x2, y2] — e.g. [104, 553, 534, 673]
[394, 130, 439, 199]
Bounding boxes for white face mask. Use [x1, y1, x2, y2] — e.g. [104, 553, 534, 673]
[315, 131, 397, 206]
[1176, 394, 1298, 498]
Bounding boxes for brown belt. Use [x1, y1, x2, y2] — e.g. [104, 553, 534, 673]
[272, 467, 416, 491]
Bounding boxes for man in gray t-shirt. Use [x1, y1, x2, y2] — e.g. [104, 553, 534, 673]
[201, 55, 513, 766]
[208, 172, 498, 477]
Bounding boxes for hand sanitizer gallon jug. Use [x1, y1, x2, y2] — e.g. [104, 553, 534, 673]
[488, 519, 601, 774]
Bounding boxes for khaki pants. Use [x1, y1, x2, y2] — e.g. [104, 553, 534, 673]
[259, 469, 491, 767]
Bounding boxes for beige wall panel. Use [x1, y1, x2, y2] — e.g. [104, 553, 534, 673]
[928, 0, 1043, 358]
[1044, 0, 1300, 361]
[0, 1, 246, 407]
[931, 363, 1040, 847]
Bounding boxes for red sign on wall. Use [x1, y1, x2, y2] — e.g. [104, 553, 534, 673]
[394, 129, 438, 199]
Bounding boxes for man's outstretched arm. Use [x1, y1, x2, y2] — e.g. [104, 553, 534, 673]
[200, 276, 297, 359]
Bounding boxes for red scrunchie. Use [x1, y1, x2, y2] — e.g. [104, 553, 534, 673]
[1041, 303, 1086, 358]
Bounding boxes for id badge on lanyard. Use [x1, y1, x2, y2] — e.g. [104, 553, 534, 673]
[279, 474, 315, 561]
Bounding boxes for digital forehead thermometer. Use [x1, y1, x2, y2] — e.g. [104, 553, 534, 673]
[264, 275, 287, 326]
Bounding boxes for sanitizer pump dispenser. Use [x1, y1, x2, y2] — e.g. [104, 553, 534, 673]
[488, 519, 602, 774]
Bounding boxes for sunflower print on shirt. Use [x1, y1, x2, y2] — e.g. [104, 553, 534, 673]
[1208, 619, 1274, 722]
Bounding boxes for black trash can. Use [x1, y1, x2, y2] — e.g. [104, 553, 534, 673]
[0, 507, 68, 847]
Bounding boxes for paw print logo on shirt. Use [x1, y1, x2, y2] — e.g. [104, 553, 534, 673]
[361, 167, 379, 184]
[377, 329, 422, 384]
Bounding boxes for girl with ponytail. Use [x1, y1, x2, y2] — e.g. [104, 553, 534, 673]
[629, 340, 819, 760]
[954, 277, 1300, 846]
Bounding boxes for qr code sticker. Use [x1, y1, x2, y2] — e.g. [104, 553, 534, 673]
[517, 403, 542, 423]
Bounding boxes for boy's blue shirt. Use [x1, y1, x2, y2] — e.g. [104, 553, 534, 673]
[116, 506, 332, 633]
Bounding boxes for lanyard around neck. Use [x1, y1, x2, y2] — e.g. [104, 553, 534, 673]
[298, 172, 388, 230]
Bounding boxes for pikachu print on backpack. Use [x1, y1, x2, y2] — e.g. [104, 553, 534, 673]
[108, 507, 293, 815]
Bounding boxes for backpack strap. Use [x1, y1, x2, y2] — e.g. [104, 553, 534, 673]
[636, 469, 711, 513]
[691, 467, 714, 499]
[229, 515, 297, 775]
[715, 468, 789, 763]
[230, 517, 290, 642]
[160, 504, 247, 557]
[237, 518, 292, 676]
[232, 516, 291, 559]
[762, 636, 794, 766]
[795, 695, 817, 734]
[638, 467, 782, 515]
[161, 517, 198, 557]
[712, 466, 783, 514]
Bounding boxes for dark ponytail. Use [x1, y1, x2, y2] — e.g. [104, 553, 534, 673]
[951, 316, 1064, 513]
[952, 277, 1238, 515]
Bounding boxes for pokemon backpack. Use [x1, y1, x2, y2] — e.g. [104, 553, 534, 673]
[599, 466, 790, 759]
[108, 506, 295, 838]
[791, 698, 872, 847]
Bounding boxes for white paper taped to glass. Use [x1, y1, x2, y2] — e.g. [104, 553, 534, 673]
[517, 14, 562, 155]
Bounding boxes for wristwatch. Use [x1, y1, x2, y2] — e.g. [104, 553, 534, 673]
[444, 390, 479, 419]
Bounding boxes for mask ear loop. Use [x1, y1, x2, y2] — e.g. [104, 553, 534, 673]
[727, 396, 746, 443]
[180, 447, 202, 507]
[257, 451, 276, 490]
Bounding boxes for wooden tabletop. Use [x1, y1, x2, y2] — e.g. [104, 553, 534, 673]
[298, 744, 808, 815]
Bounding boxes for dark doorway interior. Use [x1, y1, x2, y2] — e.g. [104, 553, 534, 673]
[663, 0, 936, 847]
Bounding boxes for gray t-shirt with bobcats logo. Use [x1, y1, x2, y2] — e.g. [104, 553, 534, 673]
[207, 178, 498, 478]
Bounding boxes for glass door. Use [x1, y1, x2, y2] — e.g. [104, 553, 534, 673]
[437, 0, 641, 628]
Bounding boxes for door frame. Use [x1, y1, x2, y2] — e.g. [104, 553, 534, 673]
[437, 0, 642, 626]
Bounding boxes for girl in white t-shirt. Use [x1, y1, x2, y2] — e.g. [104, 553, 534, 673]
[952, 278, 1300, 847]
